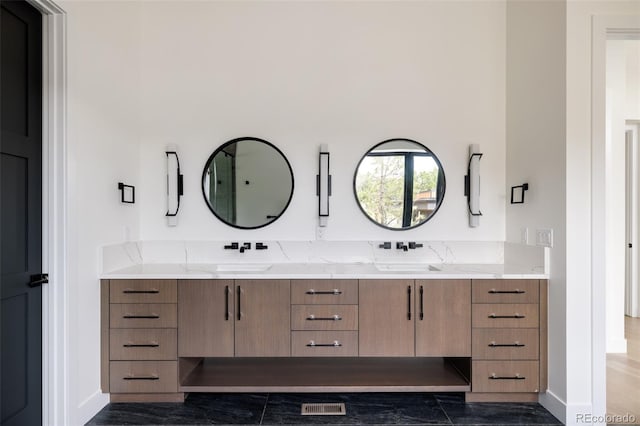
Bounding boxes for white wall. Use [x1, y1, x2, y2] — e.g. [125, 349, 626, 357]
[505, 0, 566, 419]
[566, 1, 640, 424]
[60, 1, 142, 424]
[137, 0, 507, 242]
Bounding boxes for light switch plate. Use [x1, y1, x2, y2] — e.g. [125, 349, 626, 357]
[520, 227, 529, 245]
[535, 228, 553, 247]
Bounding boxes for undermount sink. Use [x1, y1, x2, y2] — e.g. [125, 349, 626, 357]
[216, 263, 272, 272]
[374, 264, 441, 272]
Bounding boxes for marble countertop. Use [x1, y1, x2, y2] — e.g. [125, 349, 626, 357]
[100, 262, 548, 280]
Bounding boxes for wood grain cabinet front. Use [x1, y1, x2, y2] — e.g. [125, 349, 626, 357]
[468, 279, 547, 402]
[177, 279, 291, 358]
[101, 279, 182, 403]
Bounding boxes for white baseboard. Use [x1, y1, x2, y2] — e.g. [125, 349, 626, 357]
[606, 337, 628, 353]
[566, 402, 597, 425]
[75, 389, 109, 426]
[539, 390, 566, 424]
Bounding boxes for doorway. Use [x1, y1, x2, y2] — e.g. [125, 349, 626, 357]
[604, 37, 640, 420]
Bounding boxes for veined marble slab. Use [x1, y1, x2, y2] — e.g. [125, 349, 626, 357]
[101, 240, 547, 279]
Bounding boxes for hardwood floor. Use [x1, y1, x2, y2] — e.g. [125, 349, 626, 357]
[607, 316, 640, 421]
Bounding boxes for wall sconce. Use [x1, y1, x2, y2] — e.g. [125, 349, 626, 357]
[166, 145, 184, 226]
[118, 182, 135, 204]
[317, 144, 331, 227]
[464, 144, 482, 227]
[510, 183, 529, 204]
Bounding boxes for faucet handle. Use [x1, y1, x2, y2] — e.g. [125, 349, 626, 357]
[379, 242, 391, 249]
[256, 242, 268, 250]
[408, 242, 423, 249]
[224, 242, 239, 250]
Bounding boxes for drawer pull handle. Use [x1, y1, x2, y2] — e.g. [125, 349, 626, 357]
[489, 374, 526, 380]
[306, 314, 342, 321]
[306, 289, 342, 295]
[419, 285, 424, 321]
[488, 289, 524, 294]
[488, 314, 525, 319]
[407, 285, 412, 320]
[225, 285, 230, 321]
[123, 314, 160, 319]
[123, 342, 160, 348]
[123, 375, 160, 381]
[306, 340, 342, 347]
[123, 289, 159, 294]
[488, 342, 525, 347]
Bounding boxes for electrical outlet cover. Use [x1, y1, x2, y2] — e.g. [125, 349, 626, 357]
[535, 229, 553, 247]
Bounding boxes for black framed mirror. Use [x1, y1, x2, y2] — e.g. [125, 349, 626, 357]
[202, 137, 294, 229]
[353, 138, 445, 230]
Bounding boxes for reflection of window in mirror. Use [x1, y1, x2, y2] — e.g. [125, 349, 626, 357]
[354, 139, 445, 230]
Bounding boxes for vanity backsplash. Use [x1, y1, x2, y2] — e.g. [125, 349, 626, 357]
[102, 240, 546, 276]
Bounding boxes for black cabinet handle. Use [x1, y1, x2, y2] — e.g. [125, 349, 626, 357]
[225, 285, 230, 321]
[123, 289, 159, 294]
[407, 286, 412, 320]
[488, 289, 525, 294]
[306, 289, 342, 295]
[237, 286, 242, 321]
[123, 376, 159, 381]
[419, 285, 424, 321]
[123, 343, 159, 348]
[488, 342, 525, 347]
[488, 314, 525, 319]
[489, 374, 526, 380]
[123, 314, 159, 319]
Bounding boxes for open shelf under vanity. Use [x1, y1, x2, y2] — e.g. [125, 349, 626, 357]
[179, 357, 471, 393]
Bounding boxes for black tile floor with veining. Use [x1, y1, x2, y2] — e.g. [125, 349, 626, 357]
[86, 393, 563, 426]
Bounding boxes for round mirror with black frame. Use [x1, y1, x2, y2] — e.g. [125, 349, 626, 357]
[353, 138, 446, 230]
[202, 137, 294, 229]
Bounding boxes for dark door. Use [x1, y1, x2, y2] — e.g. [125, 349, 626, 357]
[0, 1, 43, 425]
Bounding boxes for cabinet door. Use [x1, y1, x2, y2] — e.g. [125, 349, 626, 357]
[359, 279, 414, 356]
[235, 280, 290, 357]
[178, 280, 234, 357]
[415, 279, 471, 356]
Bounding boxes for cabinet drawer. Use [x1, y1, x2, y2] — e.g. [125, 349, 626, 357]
[472, 328, 539, 360]
[291, 280, 358, 305]
[109, 361, 177, 393]
[291, 305, 358, 331]
[472, 304, 538, 328]
[472, 361, 539, 393]
[291, 331, 358, 357]
[110, 280, 177, 304]
[110, 304, 177, 328]
[472, 280, 539, 304]
[110, 329, 177, 360]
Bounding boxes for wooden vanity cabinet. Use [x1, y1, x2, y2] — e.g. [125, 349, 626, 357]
[467, 279, 548, 402]
[177, 279, 290, 358]
[234, 280, 290, 357]
[415, 279, 471, 357]
[101, 279, 183, 403]
[359, 279, 415, 356]
[178, 280, 234, 357]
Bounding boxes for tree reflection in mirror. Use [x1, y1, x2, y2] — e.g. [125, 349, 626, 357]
[354, 139, 445, 230]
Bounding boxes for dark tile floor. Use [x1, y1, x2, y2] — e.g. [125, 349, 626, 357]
[86, 393, 562, 426]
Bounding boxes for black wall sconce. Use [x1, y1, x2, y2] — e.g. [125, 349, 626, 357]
[166, 146, 184, 226]
[510, 183, 529, 204]
[464, 144, 482, 227]
[317, 144, 331, 227]
[118, 182, 135, 204]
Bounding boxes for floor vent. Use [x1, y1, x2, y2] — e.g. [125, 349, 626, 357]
[301, 403, 346, 416]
